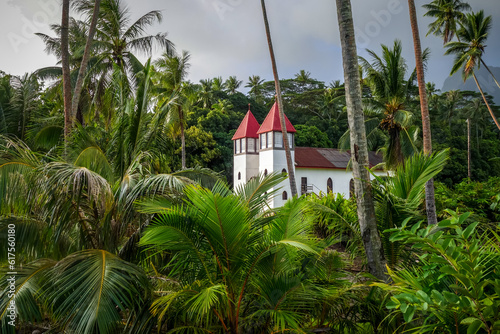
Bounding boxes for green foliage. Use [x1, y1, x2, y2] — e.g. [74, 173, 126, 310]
[377, 211, 500, 333]
[435, 177, 500, 223]
[295, 124, 333, 148]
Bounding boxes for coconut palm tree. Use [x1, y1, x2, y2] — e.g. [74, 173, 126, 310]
[61, 0, 72, 139]
[360, 40, 422, 168]
[0, 63, 220, 333]
[140, 173, 336, 333]
[260, 0, 297, 197]
[246, 75, 265, 102]
[407, 0, 438, 225]
[154, 51, 191, 169]
[445, 10, 500, 130]
[335, 0, 388, 281]
[225, 75, 243, 95]
[423, 0, 471, 44]
[71, 0, 102, 126]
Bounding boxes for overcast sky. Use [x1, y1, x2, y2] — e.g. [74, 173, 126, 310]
[1, 0, 499, 91]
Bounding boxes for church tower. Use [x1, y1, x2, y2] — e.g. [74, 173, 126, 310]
[232, 106, 260, 189]
[256, 102, 296, 207]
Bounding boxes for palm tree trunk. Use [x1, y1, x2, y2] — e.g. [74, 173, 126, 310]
[407, 0, 438, 225]
[61, 0, 72, 139]
[260, 0, 297, 197]
[472, 73, 500, 131]
[71, 0, 102, 124]
[481, 59, 500, 91]
[180, 106, 186, 169]
[467, 118, 471, 180]
[335, 0, 388, 281]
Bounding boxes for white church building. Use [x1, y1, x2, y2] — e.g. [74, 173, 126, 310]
[232, 102, 385, 208]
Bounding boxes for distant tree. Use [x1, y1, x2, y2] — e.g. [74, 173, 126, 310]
[423, 0, 471, 44]
[155, 51, 191, 169]
[445, 11, 500, 130]
[245, 75, 265, 102]
[295, 124, 333, 148]
[225, 76, 242, 94]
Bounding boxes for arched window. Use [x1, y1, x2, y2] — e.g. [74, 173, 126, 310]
[349, 179, 355, 198]
[282, 191, 288, 200]
[264, 169, 268, 176]
[327, 178, 333, 193]
[282, 168, 287, 175]
[238, 172, 241, 180]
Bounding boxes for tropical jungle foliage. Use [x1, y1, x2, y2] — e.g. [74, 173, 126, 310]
[0, 0, 499, 332]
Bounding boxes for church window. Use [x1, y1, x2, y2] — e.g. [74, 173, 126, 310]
[301, 177, 307, 195]
[238, 172, 241, 180]
[327, 178, 333, 193]
[241, 139, 246, 153]
[282, 191, 288, 200]
[260, 133, 266, 149]
[267, 132, 273, 148]
[235, 139, 240, 154]
[248, 138, 255, 152]
[275, 132, 283, 148]
[282, 168, 287, 175]
[287, 133, 293, 148]
[264, 169, 268, 176]
[349, 179, 355, 198]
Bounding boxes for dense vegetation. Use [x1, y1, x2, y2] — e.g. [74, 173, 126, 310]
[0, 0, 499, 333]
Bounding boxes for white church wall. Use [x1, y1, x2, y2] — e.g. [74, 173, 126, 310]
[259, 148, 295, 208]
[295, 168, 387, 198]
[233, 153, 259, 190]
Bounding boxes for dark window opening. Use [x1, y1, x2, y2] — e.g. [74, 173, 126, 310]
[238, 172, 241, 180]
[282, 168, 287, 175]
[301, 177, 307, 195]
[282, 191, 288, 200]
[327, 178, 333, 193]
[349, 179, 355, 198]
[264, 169, 268, 176]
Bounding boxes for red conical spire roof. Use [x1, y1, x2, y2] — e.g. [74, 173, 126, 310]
[232, 106, 260, 140]
[257, 102, 296, 134]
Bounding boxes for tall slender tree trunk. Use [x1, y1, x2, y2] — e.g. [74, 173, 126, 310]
[467, 118, 471, 180]
[335, 0, 388, 281]
[71, 0, 102, 124]
[179, 106, 186, 169]
[260, 0, 297, 197]
[61, 0, 72, 139]
[481, 59, 500, 90]
[472, 73, 500, 131]
[407, 0, 438, 225]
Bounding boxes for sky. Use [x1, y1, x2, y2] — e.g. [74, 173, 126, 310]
[1, 0, 499, 92]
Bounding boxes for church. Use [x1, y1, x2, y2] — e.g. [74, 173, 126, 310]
[232, 102, 386, 208]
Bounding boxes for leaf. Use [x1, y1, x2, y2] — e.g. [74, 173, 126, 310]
[47, 250, 150, 334]
[467, 319, 483, 334]
[462, 222, 479, 240]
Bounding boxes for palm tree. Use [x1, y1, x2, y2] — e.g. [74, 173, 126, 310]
[73, 0, 174, 74]
[445, 10, 500, 130]
[140, 174, 334, 333]
[407, 0, 438, 225]
[423, 0, 471, 44]
[199, 78, 214, 108]
[360, 40, 420, 168]
[225, 75, 242, 95]
[154, 51, 191, 169]
[71, 0, 102, 125]
[245, 75, 265, 102]
[260, 0, 298, 197]
[61, 0, 72, 139]
[0, 64, 220, 333]
[335, 0, 388, 281]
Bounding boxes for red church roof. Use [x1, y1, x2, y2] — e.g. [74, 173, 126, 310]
[257, 102, 296, 134]
[232, 109, 260, 140]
